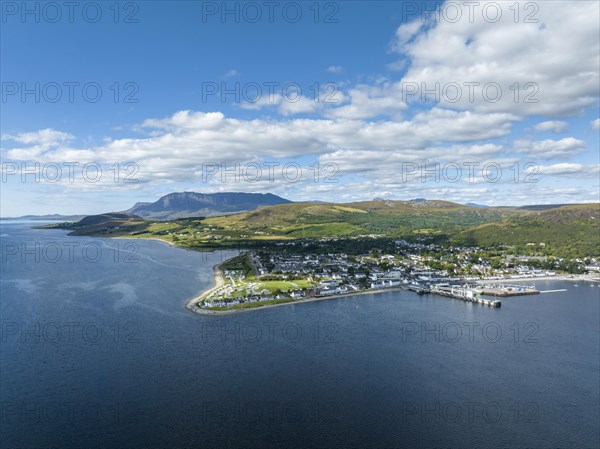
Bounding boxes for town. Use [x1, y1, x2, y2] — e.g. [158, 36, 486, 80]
[195, 239, 600, 311]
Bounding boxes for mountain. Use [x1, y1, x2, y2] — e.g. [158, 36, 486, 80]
[465, 203, 489, 208]
[124, 192, 292, 220]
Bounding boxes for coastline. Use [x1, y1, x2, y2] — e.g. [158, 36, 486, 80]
[43, 229, 597, 314]
[185, 263, 598, 316]
[186, 280, 409, 316]
[185, 262, 226, 312]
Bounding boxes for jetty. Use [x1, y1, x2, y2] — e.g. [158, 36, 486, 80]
[430, 284, 502, 307]
[408, 284, 430, 295]
[476, 283, 540, 297]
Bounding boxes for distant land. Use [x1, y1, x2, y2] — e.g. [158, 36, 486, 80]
[1, 214, 87, 221]
[2, 192, 291, 221]
[41, 195, 600, 258]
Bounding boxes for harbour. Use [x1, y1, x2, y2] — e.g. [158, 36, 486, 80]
[407, 282, 545, 307]
[429, 284, 502, 307]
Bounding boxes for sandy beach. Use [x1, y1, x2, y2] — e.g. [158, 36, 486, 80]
[185, 263, 226, 312]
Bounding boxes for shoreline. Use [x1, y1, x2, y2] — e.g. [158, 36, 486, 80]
[185, 263, 226, 312]
[187, 282, 410, 316]
[185, 264, 597, 316]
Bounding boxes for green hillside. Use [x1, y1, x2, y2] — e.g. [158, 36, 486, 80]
[202, 200, 517, 238]
[47, 201, 600, 257]
[453, 203, 600, 257]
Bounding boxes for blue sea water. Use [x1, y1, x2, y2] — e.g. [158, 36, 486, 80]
[1, 221, 599, 449]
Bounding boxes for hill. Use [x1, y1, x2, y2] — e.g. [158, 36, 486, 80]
[453, 203, 600, 256]
[55, 213, 147, 236]
[46, 200, 599, 257]
[201, 199, 517, 238]
[125, 192, 292, 220]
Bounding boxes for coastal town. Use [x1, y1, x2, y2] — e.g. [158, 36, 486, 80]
[192, 239, 600, 312]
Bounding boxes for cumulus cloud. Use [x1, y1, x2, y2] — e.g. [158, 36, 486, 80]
[386, 1, 599, 117]
[324, 83, 406, 119]
[1, 109, 517, 183]
[592, 118, 600, 130]
[390, 20, 423, 52]
[514, 137, 586, 159]
[533, 121, 568, 133]
[536, 163, 600, 178]
[2, 129, 74, 146]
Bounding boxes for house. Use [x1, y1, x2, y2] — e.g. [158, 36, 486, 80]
[290, 291, 305, 298]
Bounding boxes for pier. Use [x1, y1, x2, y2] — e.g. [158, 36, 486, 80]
[408, 284, 430, 295]
[476, 283, 540, 297]
[430, 285, 502, 307]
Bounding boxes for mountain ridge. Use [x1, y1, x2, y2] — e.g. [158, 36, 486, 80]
[123, 191, 292, 220]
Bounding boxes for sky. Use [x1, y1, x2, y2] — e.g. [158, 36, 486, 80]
[1, 0, 599, 216]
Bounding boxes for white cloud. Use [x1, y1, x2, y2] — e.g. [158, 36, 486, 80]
[514, 137, 586, 159]
[1, 109, 517, 184]
[224, 69, 238, 78]
[2, 129, 74, 146]
[592, 118, 600, 130]
[533, 121, 568, 133]
[326, 65, 344, 73]
[536, 163, 600, 178]
[324, 83, 406, 119]
[388, 1, 599, 117]
[390, 20, 423, 52]
[278, 96, 321, 116]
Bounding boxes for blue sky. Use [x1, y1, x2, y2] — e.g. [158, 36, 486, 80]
[1, 0, 599, 216]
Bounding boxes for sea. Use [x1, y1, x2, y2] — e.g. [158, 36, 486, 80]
[1, 221, 599, 449]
